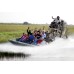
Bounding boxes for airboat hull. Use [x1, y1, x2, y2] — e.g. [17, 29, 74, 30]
[9, 39, 47, 46]
[9, 40, 37, 46]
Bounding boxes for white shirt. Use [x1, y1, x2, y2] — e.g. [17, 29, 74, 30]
[42, 33, 46, 39]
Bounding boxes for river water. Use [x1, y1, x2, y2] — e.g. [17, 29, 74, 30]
[0, 36, 74, 61]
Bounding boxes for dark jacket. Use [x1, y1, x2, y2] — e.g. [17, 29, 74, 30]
[27, 29, 32, 35]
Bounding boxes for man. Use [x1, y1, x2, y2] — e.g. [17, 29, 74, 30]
[28, 33, 35, 44]
[36, 31, 42, 39]
[27, 27, 32, 36]
[42, 31, 46, 39]
[16, 33, 27, 42]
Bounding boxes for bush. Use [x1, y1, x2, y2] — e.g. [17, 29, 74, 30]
[23, 22, 29, 25]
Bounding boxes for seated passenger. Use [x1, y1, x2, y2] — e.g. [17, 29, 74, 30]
[36, 31, 42, 39]
[33, 31, 37, 37]
[19, 33, 28, 42]
[36, 31, 44, 44]
[33, 36, 38, 45]
[42, 31, 46, 39]
[16, 33, 26, 42]
[28, 33, 35, 44]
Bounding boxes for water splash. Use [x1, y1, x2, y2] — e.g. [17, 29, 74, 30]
[0, 36, 74, 60]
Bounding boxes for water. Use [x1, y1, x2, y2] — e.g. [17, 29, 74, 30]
[0, 36, 74, 61]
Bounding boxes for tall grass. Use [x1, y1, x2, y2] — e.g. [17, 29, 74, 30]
[0, 24, 48, 43]
[0, 24, 48, 32]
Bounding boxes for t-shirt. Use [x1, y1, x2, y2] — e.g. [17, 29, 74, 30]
[29, 35, 34, 41]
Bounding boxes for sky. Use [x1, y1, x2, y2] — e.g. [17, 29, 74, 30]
[0, 0, 74, 24]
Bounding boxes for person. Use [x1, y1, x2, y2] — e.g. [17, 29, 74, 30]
[28, 33, 35, 44]
[33, 36, 38, 45]
[33, 31, 37, 37]
[45, 31, 49, 37]
[33, 31, 42, 44]
[36, 31, 42, 39]
[22, 34, 26, 41]
[27, 27, 32, 35]
[16, 33, 27, 42]
[42, 31, 46, 39]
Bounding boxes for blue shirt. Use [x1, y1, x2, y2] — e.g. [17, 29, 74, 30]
[29, 35, 34, 41]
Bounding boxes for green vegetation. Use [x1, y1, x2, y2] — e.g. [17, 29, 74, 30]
[0, 23, 74, 43]
[67, 25, 74, 35]
[0, 23, 48, 43]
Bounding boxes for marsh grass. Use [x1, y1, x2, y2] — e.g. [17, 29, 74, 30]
[0, 24, 48, 43]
